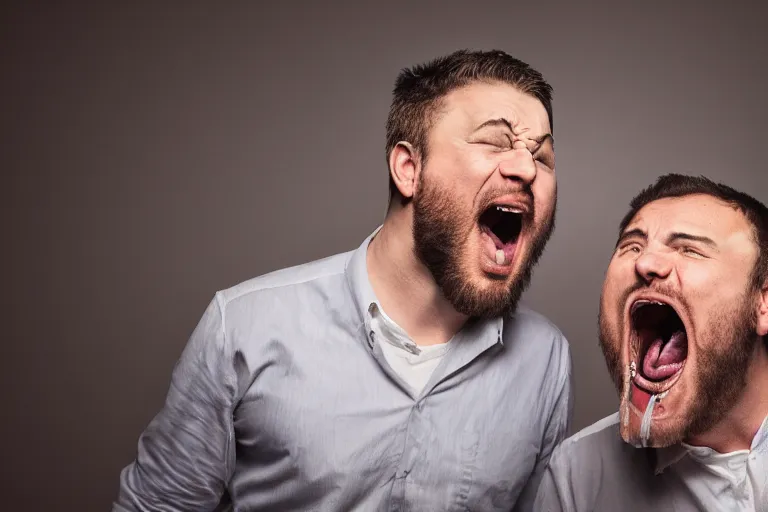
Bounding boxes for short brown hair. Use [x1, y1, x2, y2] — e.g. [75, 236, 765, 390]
[385, 49, 554, 202]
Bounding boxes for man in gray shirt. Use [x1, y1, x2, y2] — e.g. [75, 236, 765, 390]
[535, 174, 768, 511]
[114, 49, 572, 511]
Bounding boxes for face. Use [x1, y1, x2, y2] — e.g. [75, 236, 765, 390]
[411, 81, 557, 318]
[598, 194, 762, 447]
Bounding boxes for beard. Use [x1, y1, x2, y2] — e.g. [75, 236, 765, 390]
[598, 284, 759, 447]
[411, 170, 555, 319]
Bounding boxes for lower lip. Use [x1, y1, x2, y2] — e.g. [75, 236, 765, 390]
[629, 369, 684, 417]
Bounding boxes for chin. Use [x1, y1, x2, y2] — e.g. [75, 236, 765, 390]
[620, 386, 694, 447]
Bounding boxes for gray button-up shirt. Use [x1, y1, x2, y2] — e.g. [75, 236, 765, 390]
[114, 230, 572, 511]
[534, 413, 768, 511]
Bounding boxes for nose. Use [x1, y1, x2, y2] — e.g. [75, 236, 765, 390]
[635, 250, 673, 284]
[498, 140, 536, 184]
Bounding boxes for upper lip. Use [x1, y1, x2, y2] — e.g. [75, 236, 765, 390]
[486, 194, 532, 215]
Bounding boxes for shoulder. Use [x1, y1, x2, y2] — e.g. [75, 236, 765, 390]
[216, 250, 353, 311]
[507, 304, 569, 346]
[504, 305, 571, 370]
[544, 412, 625, 500]
[551, 413, 622, 463]
[536, 413, 642, 511]
[548, 412, 656, 481]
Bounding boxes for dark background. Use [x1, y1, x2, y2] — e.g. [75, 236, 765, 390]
[3, 2, 767, 510]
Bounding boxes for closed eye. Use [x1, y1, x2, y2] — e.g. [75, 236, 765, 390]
[535, 153, 555, 169]
[681, 246, 705, 258]
[618, 243, 643, 255]
[478, 135, 512, 150]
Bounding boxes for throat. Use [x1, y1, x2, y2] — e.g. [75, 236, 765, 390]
[367, 232, 468, 341]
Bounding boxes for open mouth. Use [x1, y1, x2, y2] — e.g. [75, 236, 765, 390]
[478, 205, 524, 266]
[630, 299, 688, 397]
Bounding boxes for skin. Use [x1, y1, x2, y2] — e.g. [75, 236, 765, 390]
[599, 194, 768, 452]
[367, 81, 556, 346]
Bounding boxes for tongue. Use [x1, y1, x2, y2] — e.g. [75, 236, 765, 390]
[484, 227, 505, 250]
[642, 330, 687, 381]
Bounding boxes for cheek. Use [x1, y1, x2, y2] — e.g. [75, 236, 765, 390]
[532, 174, 556, 216]
[677, 265, 748, 316]
[601, 265, 627, 316]
[430, 154, 492, 194]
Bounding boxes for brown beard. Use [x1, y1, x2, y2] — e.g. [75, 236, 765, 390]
[598, 284, 758, 446]
[412, 169, 555, 318]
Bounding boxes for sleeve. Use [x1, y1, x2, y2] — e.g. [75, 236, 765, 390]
[513, 334, 574, 512]
[113, 294, 239, 512]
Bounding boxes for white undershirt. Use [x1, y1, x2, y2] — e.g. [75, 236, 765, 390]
[369, 303, 452, 395]
[672, 414, 768, 511]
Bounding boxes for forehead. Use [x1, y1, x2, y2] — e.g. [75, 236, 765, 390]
[436, 81, 550, 134]
[629, 194, 755, 245]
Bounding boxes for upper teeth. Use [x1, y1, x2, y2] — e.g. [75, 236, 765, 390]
[496, 206, 523, 213]
[631, 299, 667, 315]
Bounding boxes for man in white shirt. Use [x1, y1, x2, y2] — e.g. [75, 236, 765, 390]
[114, 49, 571, 512]
[535, 173, 768, 511]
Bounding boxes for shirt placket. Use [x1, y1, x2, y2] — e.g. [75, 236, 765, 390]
[388, 404, 423, 512]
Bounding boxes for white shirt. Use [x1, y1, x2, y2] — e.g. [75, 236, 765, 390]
[535, 412, 768, 511]
[369, 302, 452, 395]
[668, 414, 768, 511]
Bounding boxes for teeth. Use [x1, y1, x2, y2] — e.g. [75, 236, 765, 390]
[631, 299, 667, 315]
[496, 205, 523, 214]
[631, 300, 650, 314]
[495, 249, 505, 265]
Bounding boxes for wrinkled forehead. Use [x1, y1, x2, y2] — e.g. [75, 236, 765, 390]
[437, 81, 550, 136]
[627, 195, 757, 250]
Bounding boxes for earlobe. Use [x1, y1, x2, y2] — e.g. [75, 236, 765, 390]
[388, 142, 419, 200]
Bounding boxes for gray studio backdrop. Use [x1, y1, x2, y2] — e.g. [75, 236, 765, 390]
[3, 1, 766, 510]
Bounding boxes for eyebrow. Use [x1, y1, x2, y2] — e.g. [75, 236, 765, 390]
[615, 228, 719, 250]
[667, 232, 719, 249]
[615, 228, 646, 248]
[473, 118, 554, 147]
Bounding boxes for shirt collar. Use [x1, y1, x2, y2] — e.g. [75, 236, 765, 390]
[344, 225, 504, 352]
[344, 226, 381, 335]
[654, 413, 768, 475]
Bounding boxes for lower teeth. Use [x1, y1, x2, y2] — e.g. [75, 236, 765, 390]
[495, 249, 505, 265]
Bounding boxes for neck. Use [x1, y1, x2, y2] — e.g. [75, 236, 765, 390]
[685, 341, 768, 453]
[367, 205, 468, 346]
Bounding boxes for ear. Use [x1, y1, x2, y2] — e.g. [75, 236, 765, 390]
[757, 279, 768, 337]
[388, 141, 420, 200]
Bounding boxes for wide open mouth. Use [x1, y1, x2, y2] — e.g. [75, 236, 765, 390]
[478, 205, 524, 264]
[630, 300, 688, 395]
